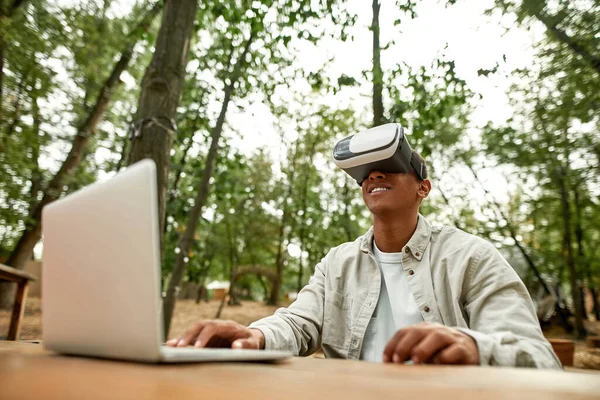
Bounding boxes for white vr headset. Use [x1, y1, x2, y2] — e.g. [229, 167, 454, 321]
[332, 123, 427, 185]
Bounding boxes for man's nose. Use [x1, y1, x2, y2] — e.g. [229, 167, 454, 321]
[368, 170, 386, 181]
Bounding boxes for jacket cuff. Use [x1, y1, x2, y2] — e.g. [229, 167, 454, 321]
[454, 327, 494, 366]
[248, 322, 277, 351]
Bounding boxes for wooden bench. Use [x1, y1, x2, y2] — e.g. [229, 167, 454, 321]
[0, 263, 37, 340]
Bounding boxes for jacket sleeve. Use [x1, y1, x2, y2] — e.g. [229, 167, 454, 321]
[456, 241, 562, 369]
[247, 256, 327, 356]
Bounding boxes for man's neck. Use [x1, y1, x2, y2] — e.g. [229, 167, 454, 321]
[372, 212, 419, 253]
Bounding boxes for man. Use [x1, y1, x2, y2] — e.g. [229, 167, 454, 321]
[167, 148, 560, 368]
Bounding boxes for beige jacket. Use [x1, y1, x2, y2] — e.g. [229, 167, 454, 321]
[249, 215, 561, 368]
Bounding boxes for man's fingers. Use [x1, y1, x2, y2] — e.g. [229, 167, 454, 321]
[195, 323, 221, 348]
[168, 320, 257, 349]
[410, 329, 454, 364]
[389, 329, 427, 364]
[383, 329, 407, 362]
[433, 343, 470, 365]
[383, 324, 479, 366]
[393, 329, 427, 363]
[175, 321, 207, 347]
[232, 338, 259, 349]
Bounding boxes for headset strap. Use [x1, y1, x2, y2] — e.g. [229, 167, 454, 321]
[410, 154, 426, 180]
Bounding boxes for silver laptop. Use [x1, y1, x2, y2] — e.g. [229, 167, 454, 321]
[41, 159, 291, 363]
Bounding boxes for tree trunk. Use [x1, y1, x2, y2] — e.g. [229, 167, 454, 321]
[268, 224, 286, 305]
[580, 286, 588, 320]
[28, 97, 42, 214]
[0, 3, 162, 308]
[556, 166, 586, 338]
[114, 133, 129, 172]
[168, 136, 195, 205]
[214, 292, 228, 319]
[268, 141, 300, 306]
[555, 129, 585, 336]
[257, 275, 269, 301]
[225, 197, 251, 305]
[127, 0, 198, 242]
[341, 178, 354, 242]
[225, 217, 241, 306]
[162, 33, 255, 336]
[295, 135, 319, 293]
[371, 0, 384, 127]
[193, 241, 215, 305]
[164, 135, 195, 233]
[590, 287, 600, 321]
[296, 194, 308, 294]
[195, 285, 207, 304]
[573, 183, 599, 321]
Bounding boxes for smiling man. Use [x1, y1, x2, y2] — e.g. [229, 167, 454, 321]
[168, 125, 561, 368]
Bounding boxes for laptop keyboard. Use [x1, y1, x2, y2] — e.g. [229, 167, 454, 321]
[159, 345, 292, 362]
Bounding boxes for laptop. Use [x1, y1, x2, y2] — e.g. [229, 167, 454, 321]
[41, 159, 291, 363]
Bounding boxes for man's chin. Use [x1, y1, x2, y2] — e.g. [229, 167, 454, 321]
[366, 204, 394, 217]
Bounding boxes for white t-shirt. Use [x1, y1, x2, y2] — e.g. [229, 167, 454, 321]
[359, 242, 424, 362]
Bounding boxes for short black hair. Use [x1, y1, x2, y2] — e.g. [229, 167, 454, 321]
[411, 150, 428, 180]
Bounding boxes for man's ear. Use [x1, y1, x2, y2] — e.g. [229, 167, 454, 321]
[417, 179, 432, 199]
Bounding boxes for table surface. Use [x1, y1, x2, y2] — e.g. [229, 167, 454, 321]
[1, 341, 599, 400]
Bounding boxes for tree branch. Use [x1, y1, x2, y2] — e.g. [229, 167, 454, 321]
[531, 7, 600, 75]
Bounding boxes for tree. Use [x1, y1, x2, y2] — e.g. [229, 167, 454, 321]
[0, 0, 29, 119]
[0, 3, 59, 258]
[291, 106, 368, 292]
[485, 0, 600, 337]
[163, 20, 257, 334]
[480, 75, 598, 337]
[162, 0, 355, 329]
[127, 0, 198, 243]
[0, 2, 162, 308]
[492, 0, 600, 75]
[371, 0, 383, 127]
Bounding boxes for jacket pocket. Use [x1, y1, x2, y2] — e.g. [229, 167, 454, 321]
[322, 291, 353, 350]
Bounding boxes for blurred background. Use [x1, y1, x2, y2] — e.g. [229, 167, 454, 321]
[0, 0, 598, 366]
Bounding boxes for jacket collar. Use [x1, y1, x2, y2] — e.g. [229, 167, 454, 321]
[360, 214, 432, 261]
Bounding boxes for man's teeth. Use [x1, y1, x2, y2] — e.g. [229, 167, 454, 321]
[371, 187, 389, 193]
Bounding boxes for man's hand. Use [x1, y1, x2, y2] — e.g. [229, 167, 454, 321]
[165, 320, 265, 350]
[383, 322, 479, 365]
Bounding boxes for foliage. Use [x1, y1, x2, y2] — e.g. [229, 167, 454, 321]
[0, 0, 597, 322]
[0, 1, 157, 253]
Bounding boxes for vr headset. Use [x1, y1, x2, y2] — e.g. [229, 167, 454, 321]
[332, 123, 427, 185]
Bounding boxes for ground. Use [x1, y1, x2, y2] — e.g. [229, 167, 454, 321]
[2, 298, 599, 370]
[0, 298, 285, 342]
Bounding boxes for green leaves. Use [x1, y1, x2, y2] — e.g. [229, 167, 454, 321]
[3, 0, 598, 307]
[477, 62, 500, 77]
[386, 57, 472, 162]
[395, 0, 418, 20]
[481, 0, 600, 309]
[336, 74, 358, 89]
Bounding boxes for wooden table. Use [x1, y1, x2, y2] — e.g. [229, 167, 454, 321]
[1, 341, 599, 400]
[0, 264, 37, 340]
